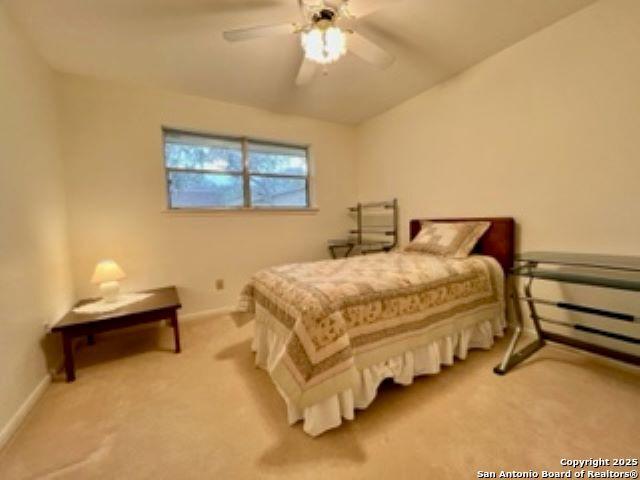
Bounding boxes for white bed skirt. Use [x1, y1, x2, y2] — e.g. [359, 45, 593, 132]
[252, 307, 506, 436]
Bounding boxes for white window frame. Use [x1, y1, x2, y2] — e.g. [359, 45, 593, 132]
[162, 127, 315, 213]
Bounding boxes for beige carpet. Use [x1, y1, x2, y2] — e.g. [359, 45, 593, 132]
[0, 316, 638, 480]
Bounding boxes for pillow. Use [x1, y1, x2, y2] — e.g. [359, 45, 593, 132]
[404, 221, 490, 258]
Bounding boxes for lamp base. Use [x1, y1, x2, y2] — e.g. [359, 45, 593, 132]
[100, 280, 121, 303]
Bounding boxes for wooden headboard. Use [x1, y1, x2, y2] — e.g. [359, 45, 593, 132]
[409, 217, 515, 273]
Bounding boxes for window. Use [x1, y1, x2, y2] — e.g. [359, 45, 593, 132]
[163, 129, 310, 210]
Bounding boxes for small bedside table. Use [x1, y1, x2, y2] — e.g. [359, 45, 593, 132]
[52, 286, 182, 382]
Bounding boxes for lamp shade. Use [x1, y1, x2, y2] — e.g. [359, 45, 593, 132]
[91, 260, 126, 284]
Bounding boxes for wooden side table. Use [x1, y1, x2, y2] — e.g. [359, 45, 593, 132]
[52, 286, 182, 382]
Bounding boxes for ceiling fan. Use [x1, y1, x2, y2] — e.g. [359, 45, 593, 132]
[222, 0, 401, 86]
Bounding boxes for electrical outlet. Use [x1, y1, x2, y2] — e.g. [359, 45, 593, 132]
[215, 279, 225, 292]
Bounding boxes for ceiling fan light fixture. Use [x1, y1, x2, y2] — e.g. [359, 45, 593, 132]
[301, 26, 347, 65]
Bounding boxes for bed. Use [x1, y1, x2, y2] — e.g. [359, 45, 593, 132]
[239, 217, 515, 436]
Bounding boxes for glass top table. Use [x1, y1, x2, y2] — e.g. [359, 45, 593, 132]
[514, 252, 640, 292]
[517, 251, 640, 273]
[495, 251, 640, 374]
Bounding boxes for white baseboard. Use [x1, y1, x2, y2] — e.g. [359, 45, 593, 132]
[0, 374, 51, 452]
[179, 305, 235, 323]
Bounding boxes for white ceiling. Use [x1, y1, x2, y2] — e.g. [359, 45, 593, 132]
[6, 0, 597, 124]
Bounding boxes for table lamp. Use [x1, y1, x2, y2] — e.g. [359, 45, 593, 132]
[91, 260, 126, 303]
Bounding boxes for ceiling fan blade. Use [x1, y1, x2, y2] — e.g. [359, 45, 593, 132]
[223, 23, 296, 42]
[348, 32, 395, 69]
[344, 0, 404, 18]
[295, 57, 318, 86]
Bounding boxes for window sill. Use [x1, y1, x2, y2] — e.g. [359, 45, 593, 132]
[162, 207, 319, 216]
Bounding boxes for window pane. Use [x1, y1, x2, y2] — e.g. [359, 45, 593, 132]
[248, 142, 308, 175]
[165, 132, 242, 172]
[169, 172, 243, 208]
[250, 176, 307, 207]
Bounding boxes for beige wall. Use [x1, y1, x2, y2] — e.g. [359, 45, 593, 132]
[356, 0, 640, 353]
[0, 6, 73, 436]
[58, 75, 357, 314]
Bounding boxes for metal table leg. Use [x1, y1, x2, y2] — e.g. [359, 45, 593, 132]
[494, 272, 546, 375]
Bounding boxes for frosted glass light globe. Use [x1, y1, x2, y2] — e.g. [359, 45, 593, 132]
[301, 26, 347, 65]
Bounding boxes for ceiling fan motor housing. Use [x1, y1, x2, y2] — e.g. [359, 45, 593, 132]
[312, 8, 337, 28]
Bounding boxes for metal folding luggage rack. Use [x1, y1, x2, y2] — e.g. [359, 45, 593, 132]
[494, 251, 640, 375]
[328, 199, 398, 258]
